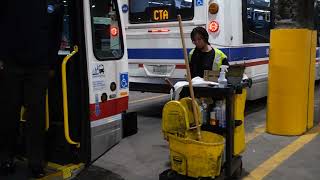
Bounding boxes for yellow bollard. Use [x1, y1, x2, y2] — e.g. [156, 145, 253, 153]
[234, 89, 247, 155]
[267, 29, 316, 135]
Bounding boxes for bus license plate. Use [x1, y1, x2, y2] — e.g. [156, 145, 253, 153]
[152, 65, 168, 74]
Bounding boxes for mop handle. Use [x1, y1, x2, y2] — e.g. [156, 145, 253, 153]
[177, 15, 202, 141]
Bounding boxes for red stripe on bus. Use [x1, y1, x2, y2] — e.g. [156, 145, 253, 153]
[174, 60, 269, 69]
[128, 63, 143, 67]
[176, 64, 186, 69]
[89, 96, 128, 121]
[244, 60, 269, 67]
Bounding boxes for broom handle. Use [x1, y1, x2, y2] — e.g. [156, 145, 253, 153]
[177, 15, 202, 141]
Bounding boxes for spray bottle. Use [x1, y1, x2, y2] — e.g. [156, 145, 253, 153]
[218, 65, 228, 88]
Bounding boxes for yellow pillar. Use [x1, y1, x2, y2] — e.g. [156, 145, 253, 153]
[267, 29, 316, 136]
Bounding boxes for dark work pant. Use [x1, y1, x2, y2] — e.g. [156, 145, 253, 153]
[0, 60, 49, 168]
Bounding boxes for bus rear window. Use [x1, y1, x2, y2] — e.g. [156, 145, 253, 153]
[129, 0, 194, 24]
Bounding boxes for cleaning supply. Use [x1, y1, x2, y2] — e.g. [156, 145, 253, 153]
[218, 65, 228, 88]
[221, 99, 226, 128]
[200, 99, 208, 125]
[210, 111, 218, 126]
[214, 100, 226, 128]
[214, 101, 222, 127]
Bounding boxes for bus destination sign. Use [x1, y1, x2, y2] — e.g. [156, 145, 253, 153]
[152, 8, 169, 21]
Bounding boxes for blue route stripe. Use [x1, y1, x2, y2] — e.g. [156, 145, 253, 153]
[128, 46, 270, 61]
[128, 48, 187, 60]
[128, 46, 320, 61]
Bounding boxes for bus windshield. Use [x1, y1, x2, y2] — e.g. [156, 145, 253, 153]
[129, 0, 194, 24]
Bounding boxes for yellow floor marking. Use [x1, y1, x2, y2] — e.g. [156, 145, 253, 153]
[243, 126, 320, 180]
[245, 125, 265, 143]
[129, 94, 169, 104]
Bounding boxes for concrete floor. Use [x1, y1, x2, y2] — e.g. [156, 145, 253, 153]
[2, 83, 320, 180]
[82, 82, 320, 180]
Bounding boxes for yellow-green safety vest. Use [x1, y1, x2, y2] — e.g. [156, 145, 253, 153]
[189, 48, 227, 71]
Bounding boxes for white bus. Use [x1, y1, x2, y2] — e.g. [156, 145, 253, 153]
[121, 0, 320, 100]
[10, 0, 130, 178]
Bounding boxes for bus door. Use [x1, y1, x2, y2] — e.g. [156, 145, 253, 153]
[15, 0, 90, 176]
[45, 0, 128, 170]
[46, 0, 90, 166]
[7, 0, 127, 179]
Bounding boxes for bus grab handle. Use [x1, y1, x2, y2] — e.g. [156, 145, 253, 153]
[61, 45, 80, 148]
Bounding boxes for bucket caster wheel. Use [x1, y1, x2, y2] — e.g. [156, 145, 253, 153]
[159, 169, 178, 180]
[197, 177, 212, 180]
[232, 161, 243, 179]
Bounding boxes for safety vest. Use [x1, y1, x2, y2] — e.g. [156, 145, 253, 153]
[189, 48, 227, 71]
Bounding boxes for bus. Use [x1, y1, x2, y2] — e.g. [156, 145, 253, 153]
[9, 0, 131, 179]
[121, 0, 320, 100]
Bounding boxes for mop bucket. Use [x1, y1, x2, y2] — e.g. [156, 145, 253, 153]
[168, 131, 225, 178]
[162, 98, 202, 139]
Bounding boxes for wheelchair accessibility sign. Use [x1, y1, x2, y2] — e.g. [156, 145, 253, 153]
[196, 0, 203, 6]
[120, 72, 128, 89]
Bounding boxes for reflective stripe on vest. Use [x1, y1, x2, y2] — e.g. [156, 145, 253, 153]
[188, 49, 195, 62]
[213, 48, 227, 71]
[188, 48, 227, 71]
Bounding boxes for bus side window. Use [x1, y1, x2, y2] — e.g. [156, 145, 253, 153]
[243, 0, 273, 44]
[59, 1, 71, 55]
[60, 15, 71, 52]
[315, 1, 320, 46]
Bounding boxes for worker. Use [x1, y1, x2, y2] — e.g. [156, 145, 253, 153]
[189, 26, 229, 78]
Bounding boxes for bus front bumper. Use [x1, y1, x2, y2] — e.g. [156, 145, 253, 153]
[129, 77, 185, 93]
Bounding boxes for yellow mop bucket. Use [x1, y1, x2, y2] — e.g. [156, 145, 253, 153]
[168, 131, 225, 178]
[162, 97, 202, 139]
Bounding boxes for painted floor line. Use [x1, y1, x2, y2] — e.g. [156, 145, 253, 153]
[129, 94, 169, 104]
[245, 125, 265, 143]
[243, 126, 320, 180]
